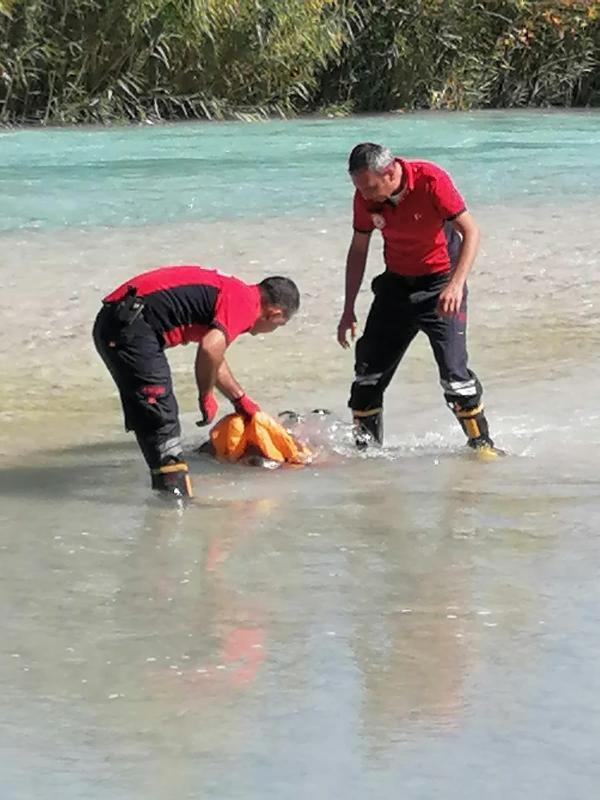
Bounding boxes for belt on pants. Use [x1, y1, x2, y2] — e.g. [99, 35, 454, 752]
[102, 285, 145, 326]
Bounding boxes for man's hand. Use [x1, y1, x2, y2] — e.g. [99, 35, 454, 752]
[337, 309, 357, 349]
[436, 281, 464, 317]
[233, 394, 260, 419]
[196, 392, 218, 427]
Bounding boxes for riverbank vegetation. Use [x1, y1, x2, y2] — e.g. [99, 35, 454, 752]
[1, 0, 598, 124]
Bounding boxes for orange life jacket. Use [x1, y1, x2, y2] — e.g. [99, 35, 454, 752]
[210, 412, 312, 465]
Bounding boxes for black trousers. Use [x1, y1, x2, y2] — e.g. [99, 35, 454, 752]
[349, 271, 483, 415]
[93, 305, 182, 469]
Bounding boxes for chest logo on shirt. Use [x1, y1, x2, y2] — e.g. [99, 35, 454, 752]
[371, 213, 386, 229]
[414, 212, 422, 221]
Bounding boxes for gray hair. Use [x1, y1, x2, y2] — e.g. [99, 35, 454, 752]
[348, 143, 394, 175]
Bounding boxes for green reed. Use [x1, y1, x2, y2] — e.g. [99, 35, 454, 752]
[0, 0, 598, 124]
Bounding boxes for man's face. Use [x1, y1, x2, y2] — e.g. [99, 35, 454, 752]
[250, 307, 289, 335]
[352, 163, 400, 204]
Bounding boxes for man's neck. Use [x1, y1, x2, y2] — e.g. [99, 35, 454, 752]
[386, 164, 404, 205]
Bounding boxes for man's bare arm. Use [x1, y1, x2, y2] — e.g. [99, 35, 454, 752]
[437, 211, 480, 316]
[337, 230, 372, 348]
[195, 329, 227, 396]
[215, 358, 244, 401]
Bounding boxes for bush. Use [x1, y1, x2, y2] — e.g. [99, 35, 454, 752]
[0, 0, 598, 123]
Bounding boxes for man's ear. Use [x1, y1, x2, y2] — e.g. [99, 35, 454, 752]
[265, 304, 285, 320]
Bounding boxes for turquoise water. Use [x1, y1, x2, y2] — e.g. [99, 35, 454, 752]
[2, 111, 600, 800]
[2, 110, 599, 232]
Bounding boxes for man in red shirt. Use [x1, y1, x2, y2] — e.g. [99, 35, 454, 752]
[94, 266, 300, 497]
[337, 142, 499, 454]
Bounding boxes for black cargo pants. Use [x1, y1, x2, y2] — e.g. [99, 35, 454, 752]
[93, 299, 183, 469]
[349, 270, 483, 417]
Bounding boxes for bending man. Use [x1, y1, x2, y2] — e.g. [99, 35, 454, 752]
[94, 265, 300, 497]
[337, 142, 499, 453]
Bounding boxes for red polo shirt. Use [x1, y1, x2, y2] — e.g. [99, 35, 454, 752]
[353, 158, 466, 276]
[104, 265, 261, 347]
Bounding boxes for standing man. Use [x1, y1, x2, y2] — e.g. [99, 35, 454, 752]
[337, 142, 500, 454]
[94, 265, 300, 497]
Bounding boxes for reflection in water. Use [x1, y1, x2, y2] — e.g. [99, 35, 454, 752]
[334, 463, 563, 755]
[1, 436, 598, 797]
[116, 498, 275, 798]
[2, 113, 600, 798]
[0, 443, 280, 795]
[151, 498, 272, 691]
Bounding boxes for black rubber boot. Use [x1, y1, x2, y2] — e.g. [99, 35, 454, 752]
[150, 460, 193, 498]
[352, 408, 383, 450]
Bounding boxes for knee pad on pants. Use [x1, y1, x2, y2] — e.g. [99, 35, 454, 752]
[442, 373, 482, 410]
[349, 358, 385, 413]
[135, 431, 183, 470]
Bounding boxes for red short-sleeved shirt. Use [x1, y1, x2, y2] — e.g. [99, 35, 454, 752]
[353, 158, 466, 276]
[104, 265, 261, 347]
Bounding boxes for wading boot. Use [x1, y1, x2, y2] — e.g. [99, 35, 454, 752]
[452, 403, 505, 459]
[352, 408, 383, 450]
[150, 459, 193, 498]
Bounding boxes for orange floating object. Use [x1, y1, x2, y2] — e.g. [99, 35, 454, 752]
[210, 411, 312, 465]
